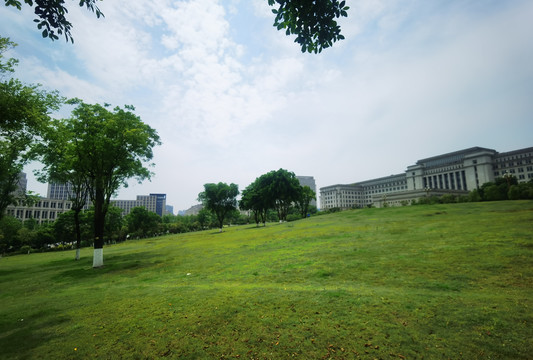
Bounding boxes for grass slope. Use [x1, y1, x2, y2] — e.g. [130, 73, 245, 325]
[1, 201, 532, 359]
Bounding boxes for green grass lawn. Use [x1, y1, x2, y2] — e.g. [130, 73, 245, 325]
[1, 201, 532, 359]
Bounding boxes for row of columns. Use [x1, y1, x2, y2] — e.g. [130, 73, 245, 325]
[423, 170, 467, 191]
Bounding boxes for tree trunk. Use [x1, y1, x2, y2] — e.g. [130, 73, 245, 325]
[92, 248, 103, 267]
[93, 187, 105, 268]
[74, 209, 82, 261]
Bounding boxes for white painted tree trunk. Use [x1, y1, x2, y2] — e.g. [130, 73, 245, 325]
[92, 248, 104, 268]
[75, 248, 80, 261]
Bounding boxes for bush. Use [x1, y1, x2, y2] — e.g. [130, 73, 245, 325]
[286, 214, 301, 222]
[20, 245, 31, 254]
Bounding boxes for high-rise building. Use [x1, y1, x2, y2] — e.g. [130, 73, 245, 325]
[296, 176, 317, 207]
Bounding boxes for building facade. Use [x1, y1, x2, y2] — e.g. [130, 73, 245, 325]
[5, 176, 167, 222]
[320, 146, 533, 209]
[111, 193, 166, 217]
[296, 175, 317, 206]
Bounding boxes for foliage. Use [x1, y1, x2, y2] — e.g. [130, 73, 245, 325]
[0, 201, 531, 359]
[35, 116, 91, 258]
[6, 0, 347, 52]
[0, 37, 63, 219]
[0, 215, 21, 252]
[239, 180, 269, 226]
[268, 0, 349, 53]
[294, 185, 316, 218]
[198, 182, 239, 231]
[262, 169, 301, 222]
[4, 0, 104, 42]
[126, 206, 161, 239]
[59, 99, 160, 258]
[0, 37, 18, 75]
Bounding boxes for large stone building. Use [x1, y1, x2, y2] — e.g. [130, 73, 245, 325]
[320, 146, 533, 209]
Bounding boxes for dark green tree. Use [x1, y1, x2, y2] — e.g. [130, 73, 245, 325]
[268, 0, 349, 53]
[263, 169, 301, 222]
[295, 185, 316, 218]
[239, 180, 270, 227]
[126, 206, 161, 239]
[0, 215, 22, 253]
[197, 208, 213, 230]
[198, 182, 239, 232]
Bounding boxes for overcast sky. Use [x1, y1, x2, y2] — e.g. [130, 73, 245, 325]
[2, 0, 532, 212]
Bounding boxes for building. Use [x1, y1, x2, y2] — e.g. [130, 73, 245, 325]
[183, 204, 203, 216]
[296, 176, 317, 207]
[5, 176, 167, 222]
[111, 193, 166, 217]
[166, 205, 174, 216]
[320, 146, 533, 209]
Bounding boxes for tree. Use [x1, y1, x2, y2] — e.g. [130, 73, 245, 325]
[4, 0, 103, 42]
[295, 185, 316, 218]
[0, 215, 22, 253]
[0, 37, 63, 220]
[6, 1, 348, 52]
[268, 0, 349, 53]
[36, 117, 90, 260]
[197, 208, 213, 230]
[263, 169, 301, 222]
[60, 100, 160, 267]
[126, 206, 161, 239]
[239, 180, 270, 227]
[198, 182, 239, 232]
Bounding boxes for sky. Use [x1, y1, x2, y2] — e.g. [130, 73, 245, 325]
[1, 0, 532, 213]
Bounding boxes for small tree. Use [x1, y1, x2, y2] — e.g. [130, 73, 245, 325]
[295, 185, 316, 218]
[126, 207, 161, 238]
[198, 183, 239, 232]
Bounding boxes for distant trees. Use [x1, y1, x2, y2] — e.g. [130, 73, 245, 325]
[126, 207, 161, 238]
[240, 169, 316, 226]
[415, 176, 533, 205]
[474, 176, 533, 202]
[198, 182, 239, 232]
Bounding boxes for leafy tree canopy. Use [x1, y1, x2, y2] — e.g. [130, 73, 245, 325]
[198, 182, 239, 231]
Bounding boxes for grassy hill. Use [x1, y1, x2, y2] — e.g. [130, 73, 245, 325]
[1, 201, 532, 359]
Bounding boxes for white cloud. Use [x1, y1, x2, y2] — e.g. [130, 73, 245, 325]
[2, 0, 531, 210]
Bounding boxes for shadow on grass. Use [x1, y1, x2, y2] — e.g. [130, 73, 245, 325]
[53, 251, 166, 282]
[0, 308, 70, 360]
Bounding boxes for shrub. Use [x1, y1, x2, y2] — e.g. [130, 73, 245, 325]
[20, 245, 31, 254]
